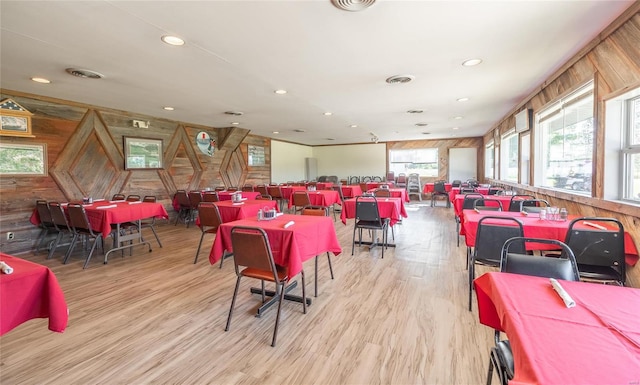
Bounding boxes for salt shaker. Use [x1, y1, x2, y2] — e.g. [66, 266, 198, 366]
[559, 208, 568, 221]
[257, 209, 263, 221]
[539, 208, 547, 220]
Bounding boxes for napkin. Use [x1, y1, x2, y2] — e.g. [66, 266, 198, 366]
[128, 201, 143, 204]
[232, 202, 244, 205]
[109, 200, 123, 204]
[97, 204, 117, 209]
[550, 278, 576, 308]
[0, 261, 14, 274]
[93, 198, 105, 202]
[583, 221, 606, 230]
[284, 221, 295, 228]
[474, 208, 480, 213]
[520, 211, 529, 216]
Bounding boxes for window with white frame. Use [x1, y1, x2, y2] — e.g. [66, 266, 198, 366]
[623, 95, 640, 200]
[388, 148, 438, 177]
[485, 142, 494, 179]
[535, 81, 594, 194]
[500, 129, 518, 182]
[520, 133, 530, 185]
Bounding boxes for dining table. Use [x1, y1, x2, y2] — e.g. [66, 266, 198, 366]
[209, 214, 342, 315]
[217, 191, 261, 201]
[452, 193, 514, 221]
[474, 272, 640, 385]
[461, 209, 639, 266]
[367, 188, 410, 203]
[279, 185, 307, 200]
[0, 253, 68, 335]
[422, 182, 453, 193]
[197, 199, 278, 224]
[340, 196, 407, 227]
[448, 187, 490, 202]
[287, 190, 341, 210]
[340, 185, 363, 199]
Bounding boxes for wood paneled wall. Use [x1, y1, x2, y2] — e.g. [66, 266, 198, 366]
[0, 92, 270, 255]
[483, 7, 640, 286]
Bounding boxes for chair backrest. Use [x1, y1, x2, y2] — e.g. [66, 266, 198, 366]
[301, 207, 329, 216]
[460, 187, 476, 193]
[227, 187, 238, 192]
[434, 180, 447, 193]
[256, 194, 272, 200]
[462, 193, 484, 210]
[475, 217, 524, 265]
[473, 198, 503, 211]
[386, 171, 395, 182]
[214, 186, 226, 192]
[112, 193, 125, 201]
[355, 196, 382, 224]
[36, 200, 54, 226]
[519, 199, 550, 213]
[255, 185, 268, 196]
[143, 195, 157, 203]
[175, 190, 190, 207]
[126, 194, 141, 202]
[317, 175, 327, 183]
[374, 188, 391, 197]
[349, 176, 360, 185]
[188, 191, 202, 207]
[488, 187, 504, 195]
[564, 217, 625, 284]
[48, 202, 71, 231]
[396, 174, 407, 185]
[67, 203, 96, 235]
[202, 191, 219, 202]
[241, 184, 254, 192]
[292, 191, 311, 207]
[508, 194, 536, 212]
[467, 179, 479, 188]
[230, 226, 281, 280]
[198, 202, 223, 231]
[267, 186, 283, 199]
[326, 175, 339, 185]
[333, 185, 345, 202]
[501, 237, 580, 281]
[451, 180, 462, 187]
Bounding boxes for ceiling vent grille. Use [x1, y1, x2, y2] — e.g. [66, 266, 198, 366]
[386, 75, 415, 84]
[331, 0, 376, 12]
[65, 68, 104, 79]
[224, 111, 244, 116]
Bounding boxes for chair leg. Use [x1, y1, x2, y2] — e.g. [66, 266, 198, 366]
[271, 281, 287, 347]
[486, 352, 496, 385]
[63, 233, 79, 264]
[149, 225, 163, 247]
[47, 232, 63, 260]
[225, 276, 242, 332]
[351, 226, 357, 255]
[301, 271, 307, 314]
[456, 219, 460, 247]
[468, 257, 475, 311]
[82, 237, 100, 269]
[327, 253, 334, 279]
[314, 256, 318, 297]
[194, 232, 205, 264]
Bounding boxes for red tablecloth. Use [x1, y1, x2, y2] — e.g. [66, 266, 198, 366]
[365, 182, 393, 190]
[341, 185, 363, 198]
[0, 253, 68, 335]
[280, 186, 307, 200]
[287, 190, 341, 209]
[452, 194, 513, 219]
[340, 197, 407, 226]
[209, 214, 342, 278]
[423, 183, 452, 193]
[462, 210, 639, 266]
[449, 187, 490, 202]
[316, 182, 334, 190]
[367, 188, 410, 203]
[197, 199, 278, 225]
[30, 200, 169, 238]
[217, 191, 261, 201]
[474, 272, 640, 385]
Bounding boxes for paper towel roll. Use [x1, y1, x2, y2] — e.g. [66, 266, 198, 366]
[550, 278, 576, 308]
[0, 261, 14, 274]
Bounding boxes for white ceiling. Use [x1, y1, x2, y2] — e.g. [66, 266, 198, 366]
[0, 0, 634, 146]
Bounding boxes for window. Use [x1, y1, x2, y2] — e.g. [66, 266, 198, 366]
[500, 129, 518, 182]
[520, 133, 530, 185]
[389, 148, 438, 177]
[485, 142, 494, 179]
[535, 81, 594, 194]
[623, 96, 640, 200]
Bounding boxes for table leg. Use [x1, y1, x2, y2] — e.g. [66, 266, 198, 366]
[250, 280, 311, 317]
[103, 221, 152, 263]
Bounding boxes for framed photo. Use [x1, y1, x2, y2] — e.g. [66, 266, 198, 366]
[124, 137, 163, 170]
[0, 98, 35, 138]
[0, 143, 47, 176]
[248, 145, 265, 166]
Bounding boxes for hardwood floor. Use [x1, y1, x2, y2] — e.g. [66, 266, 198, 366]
[0, 202, 497, 385]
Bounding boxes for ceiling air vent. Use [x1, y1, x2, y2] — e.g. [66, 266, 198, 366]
[294, 129, 305, 133]
[331, 0, 376, 12]
[407, 109, 424, 114]
[65, 68, 104, 79]
[415, 122, 428, 127]
[224, 111, 243, 116]
[386, 74, 415, 84]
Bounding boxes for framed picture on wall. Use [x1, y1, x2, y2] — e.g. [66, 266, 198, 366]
[124, 137, 164, 170]
[0, 143, 47, 175]
[0, 98, 35, 138]
[248, 145, 265, 166]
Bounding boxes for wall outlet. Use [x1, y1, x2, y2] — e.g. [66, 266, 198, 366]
[6, 232, 14, 240]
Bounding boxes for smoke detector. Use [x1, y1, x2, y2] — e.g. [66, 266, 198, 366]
[65, 68, 104, 79]
[331, 0, 376, 12]
[386, 74, 415, 84]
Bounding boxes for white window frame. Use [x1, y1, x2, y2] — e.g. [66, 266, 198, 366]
[485, 142, 494, 179]
[388, 148, 439, 177]
[500, 129, 518, 182]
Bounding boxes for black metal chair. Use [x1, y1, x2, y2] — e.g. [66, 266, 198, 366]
[518, 199, 550, 213]
[194, 203, 222, 264]
[352, 196, 390, 258]
[47, 202, 74, 261]
[140, 195, 163, 248]
[65, 203, 106, 269]
[468, 216, 524, 311]
[487, 237, 580, 385]
[431, 180, 449, 207]
[473, 198, 503, 211]
[507, 194, 535, 212]
[301, 206, 334, 297]
[564, 217, 626, 286]
[225, 226, 306, 347]
[456, 193, 483, 247]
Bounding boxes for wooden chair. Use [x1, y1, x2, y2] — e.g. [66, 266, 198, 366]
[194, 203, 223, 264]
[301, 207, 334, 297]
[225, 226, 306, 347]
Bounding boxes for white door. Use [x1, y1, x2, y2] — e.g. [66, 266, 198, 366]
[449, 148, 477, 181]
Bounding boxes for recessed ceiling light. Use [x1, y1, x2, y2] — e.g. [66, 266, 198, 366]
[163, 106, 174, 111]
[407, 109, 423, 114]
[161, 35, 185, 46]
[386, 74, 415, 84]
[273, 131, 279, 134]
[453, 116, 464, 120]
[65, 68, 104, 79]
[350, 124, 358, 128]
[231, 122, 240, 125]
[462, 58, 482, 66]
[274, 89, 287, 95]
[457, 97, 469, 102]
[415, 122, 428, 127]
[331, 0, 376, 12]
[31, 77, 50, 84]
[452, 127, 459, 130]
[323, 112, 332, 116]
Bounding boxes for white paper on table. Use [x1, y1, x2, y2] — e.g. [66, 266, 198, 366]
[583, 221, 606, 230]
[232, 202, 244, 205]
[550, 278, 576, 308]
[284, 221, 295, 228]
[0, 261, 14, 274]
[109, 200, 123, 204]
[93, 198, 105, 202]
[128, 201, 143, 204]
[97, 204, 117, 209]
